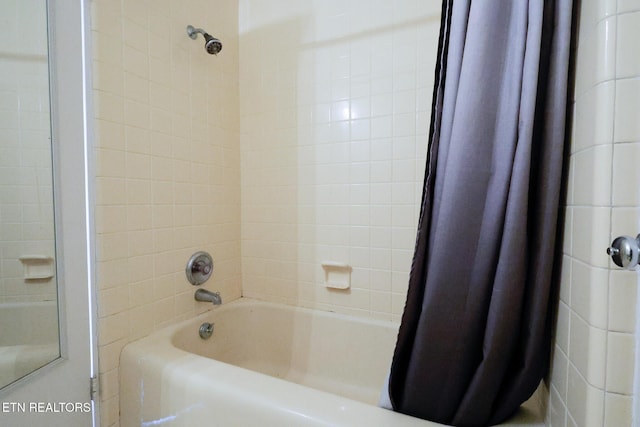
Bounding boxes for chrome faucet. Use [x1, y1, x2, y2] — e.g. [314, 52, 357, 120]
[194, 289, 222, 305]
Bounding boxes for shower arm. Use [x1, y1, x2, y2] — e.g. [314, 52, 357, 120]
[186, 25, 206, 39]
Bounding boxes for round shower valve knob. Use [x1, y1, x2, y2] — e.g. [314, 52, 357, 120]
[186, 251, 214, 285]
[606, 235, 640, 270]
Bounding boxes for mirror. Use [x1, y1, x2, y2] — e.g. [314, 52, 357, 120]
[0, 0, 60, 389]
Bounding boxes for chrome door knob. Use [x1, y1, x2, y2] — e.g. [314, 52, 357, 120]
[607, 235, 640, 270]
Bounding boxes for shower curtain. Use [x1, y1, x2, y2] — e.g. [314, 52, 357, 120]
[386, 0, 574, 425]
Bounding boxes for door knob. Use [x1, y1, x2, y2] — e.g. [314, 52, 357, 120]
[606, 234, 640, 270]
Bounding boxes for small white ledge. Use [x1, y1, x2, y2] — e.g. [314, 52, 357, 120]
[19, 256, 55, 280]
[321, 262, 352, 290]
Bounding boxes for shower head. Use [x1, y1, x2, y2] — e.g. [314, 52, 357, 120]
[186, 25, 223, 55]
[203, 33, 223, 55]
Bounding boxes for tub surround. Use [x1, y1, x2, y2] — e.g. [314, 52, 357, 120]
[91, 1, 241, 424]
[547, 1, 640, 425]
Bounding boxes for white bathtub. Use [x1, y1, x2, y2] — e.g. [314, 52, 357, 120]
[120, 298, 545, 427]
[0, 301, 60, 388]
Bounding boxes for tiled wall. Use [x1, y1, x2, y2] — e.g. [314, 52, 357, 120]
[238, 0, 441, 321]
[90, 0, 241, 425]
[0, 0, 56, 303]
[547, 1, 639, 425]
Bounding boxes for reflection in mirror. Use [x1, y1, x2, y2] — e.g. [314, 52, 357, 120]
[0, 0, 60, 389]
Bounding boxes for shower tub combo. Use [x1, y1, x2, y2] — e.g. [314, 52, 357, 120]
[120, 298, 544, 426]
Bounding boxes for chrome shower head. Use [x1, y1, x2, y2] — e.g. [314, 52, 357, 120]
[186, 25, 223, 55]
[203, 33, 223, 55]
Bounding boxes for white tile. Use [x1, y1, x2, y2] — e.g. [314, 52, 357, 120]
[94, 91, 124, 124]
[614, 79, 640, 143]
[98, 286, 129, 317]
[616, 12, 640, 78]
[370, 226, 392, 249]
[370, 269, 391, 292]
[98, 312, 129, 345]
[571, 207, 611, 268]
[371, 115, 393, 138]
[547, 383, 567, 427]
[610, 207, 640, 237]
[612, 143, 640, 205]
[569, 313, 607, 388]
[572, 144, 612, 206]
[618, 0, 640, 13]
[606, 332, 635, 394]
[96, 177, 126, 206]
[567, 363, 605, 427]
[608, 269, 637, 332]
[552, 342, 569, 396]
[350, 119, 371, 141]
[95, 206, 127, 234]
[572, 81, 615, 152]
[578, 0, 616, 32]
[604, 392, 633, 426]
[350, 97, 371, 120]
[575, 17, 616, 96]
[571, 260, 609, 329]
[371, 93, 393, 117]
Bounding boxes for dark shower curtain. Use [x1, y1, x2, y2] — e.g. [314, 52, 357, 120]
[386, 0, 574, 426]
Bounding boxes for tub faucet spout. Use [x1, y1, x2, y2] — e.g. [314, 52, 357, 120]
[195, 289, 222, 305]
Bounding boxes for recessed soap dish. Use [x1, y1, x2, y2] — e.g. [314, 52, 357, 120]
[19, 256, 55, 280]
[321, 261, 352, 290]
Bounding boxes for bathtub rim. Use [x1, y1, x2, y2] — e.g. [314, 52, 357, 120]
[120, 296, 545, 427]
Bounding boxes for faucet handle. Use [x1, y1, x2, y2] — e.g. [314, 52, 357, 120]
[186, 251, 214, 285]
[194, 260, 211, 275]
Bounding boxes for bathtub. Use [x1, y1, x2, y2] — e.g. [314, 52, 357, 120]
[120, 298, 545, 427]
[0, 301, 60, 388]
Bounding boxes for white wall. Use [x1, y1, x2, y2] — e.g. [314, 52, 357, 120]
[547, 1, 640, 425]
[239, 0, 440, 321]
[90, 0, 241, 425]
